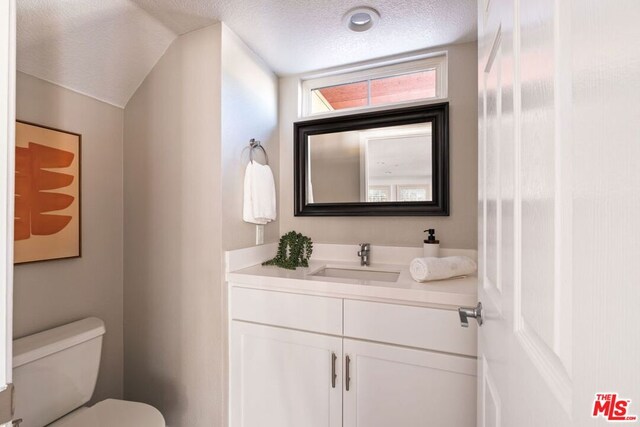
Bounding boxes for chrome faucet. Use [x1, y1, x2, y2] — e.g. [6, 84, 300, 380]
[358, 243, 371, 266]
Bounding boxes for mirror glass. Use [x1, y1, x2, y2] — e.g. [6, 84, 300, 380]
[307, 123, 432, 204]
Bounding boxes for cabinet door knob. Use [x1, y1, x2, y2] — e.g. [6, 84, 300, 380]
[458, 302, 483, 327]
[331, 352, 337, 388]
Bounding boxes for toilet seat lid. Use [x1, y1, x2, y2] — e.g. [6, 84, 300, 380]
[50, 399, 165, 427]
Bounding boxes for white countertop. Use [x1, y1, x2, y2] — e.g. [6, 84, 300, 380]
[227, 245, 478, 308]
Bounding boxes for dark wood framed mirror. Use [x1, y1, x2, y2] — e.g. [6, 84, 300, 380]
[294, 103, 449, 216]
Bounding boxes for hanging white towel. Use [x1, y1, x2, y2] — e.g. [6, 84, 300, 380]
[243, 163, 265, 224]
[251, 162, 277, 222]
[409, 256, 477, 282]
[243, 162, 277, 224]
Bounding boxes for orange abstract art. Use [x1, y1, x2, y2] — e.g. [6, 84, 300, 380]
[14, 122, 81, 264]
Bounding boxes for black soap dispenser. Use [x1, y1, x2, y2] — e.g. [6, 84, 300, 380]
[423, 229, 440, 258]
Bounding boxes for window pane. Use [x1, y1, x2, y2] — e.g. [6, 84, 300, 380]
[368, 186, 391, 202]
[370, 70, 436, 106]
[312, 81, 368, 113]
[398, 186, 430, 202]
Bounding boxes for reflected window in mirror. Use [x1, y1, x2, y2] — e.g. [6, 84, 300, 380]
[307, 123, 433, 204]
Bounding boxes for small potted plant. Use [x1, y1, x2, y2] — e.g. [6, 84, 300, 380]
[263, 231, 313, 270]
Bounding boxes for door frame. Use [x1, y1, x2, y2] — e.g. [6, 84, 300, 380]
[0, 0, 16, 423]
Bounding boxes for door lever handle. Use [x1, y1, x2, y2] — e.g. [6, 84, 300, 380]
[458, 302, 483, 327]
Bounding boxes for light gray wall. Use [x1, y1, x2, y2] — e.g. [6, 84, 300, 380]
[278, 42, 478, 249]
[123, 24, 224, 426]
[221, 24, 279, 250]
[14, 72, 124, 403]
[219, 23, 279, 426]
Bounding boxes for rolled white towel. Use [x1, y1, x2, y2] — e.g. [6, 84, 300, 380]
[410, 256, 477, 282]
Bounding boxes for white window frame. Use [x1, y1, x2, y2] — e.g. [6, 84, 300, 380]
[302, 53, 448, 117]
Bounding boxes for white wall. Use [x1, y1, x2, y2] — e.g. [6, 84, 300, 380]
[14, 72, 124, 403]
[278, 42, 478, 249]
[123, 24, 224, 426]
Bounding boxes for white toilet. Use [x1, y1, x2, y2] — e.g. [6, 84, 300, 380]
[12, 317, 165, 427]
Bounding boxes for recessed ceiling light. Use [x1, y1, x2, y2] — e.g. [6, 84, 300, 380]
[343, 7, 380, 33]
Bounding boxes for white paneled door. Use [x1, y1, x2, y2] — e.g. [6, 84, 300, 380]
[0, 0, 15, 425]
[477, 0, 640, 426]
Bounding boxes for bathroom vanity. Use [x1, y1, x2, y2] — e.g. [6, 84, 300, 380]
[227, 244, 478, 427]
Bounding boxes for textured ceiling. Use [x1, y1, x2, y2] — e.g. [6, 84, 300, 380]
[208, 0, 477, 75]
[17, 0, 180, 107]
[17, 0, 477, 107]
[134, 0, 478, 75]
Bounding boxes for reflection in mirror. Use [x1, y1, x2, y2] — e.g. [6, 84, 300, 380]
[307, 123, 432, 204]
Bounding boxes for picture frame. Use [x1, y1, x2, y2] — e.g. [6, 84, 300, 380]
[294, 103, 449, 216]
[14, 121, 81, 264]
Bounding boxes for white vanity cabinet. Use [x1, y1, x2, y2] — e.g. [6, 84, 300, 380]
[229, 285, 477, 427]
[343, 339, 476, 427]
[230, 321, 343, 427]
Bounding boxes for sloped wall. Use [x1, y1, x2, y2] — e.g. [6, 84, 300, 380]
[123, 24, 224, 426]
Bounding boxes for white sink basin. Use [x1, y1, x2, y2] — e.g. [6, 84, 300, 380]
[311, 266, 400, 283]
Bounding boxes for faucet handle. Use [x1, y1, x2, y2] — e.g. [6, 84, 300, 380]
[357, 243, 371, 266]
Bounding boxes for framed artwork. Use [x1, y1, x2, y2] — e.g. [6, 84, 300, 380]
[14, 121, 81, 264]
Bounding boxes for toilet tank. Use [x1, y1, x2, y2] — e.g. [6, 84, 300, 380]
[12, 318, 106, 427]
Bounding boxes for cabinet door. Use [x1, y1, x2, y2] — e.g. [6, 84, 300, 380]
[230, 321, 343, 427]
[343, 339, 476, 427]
